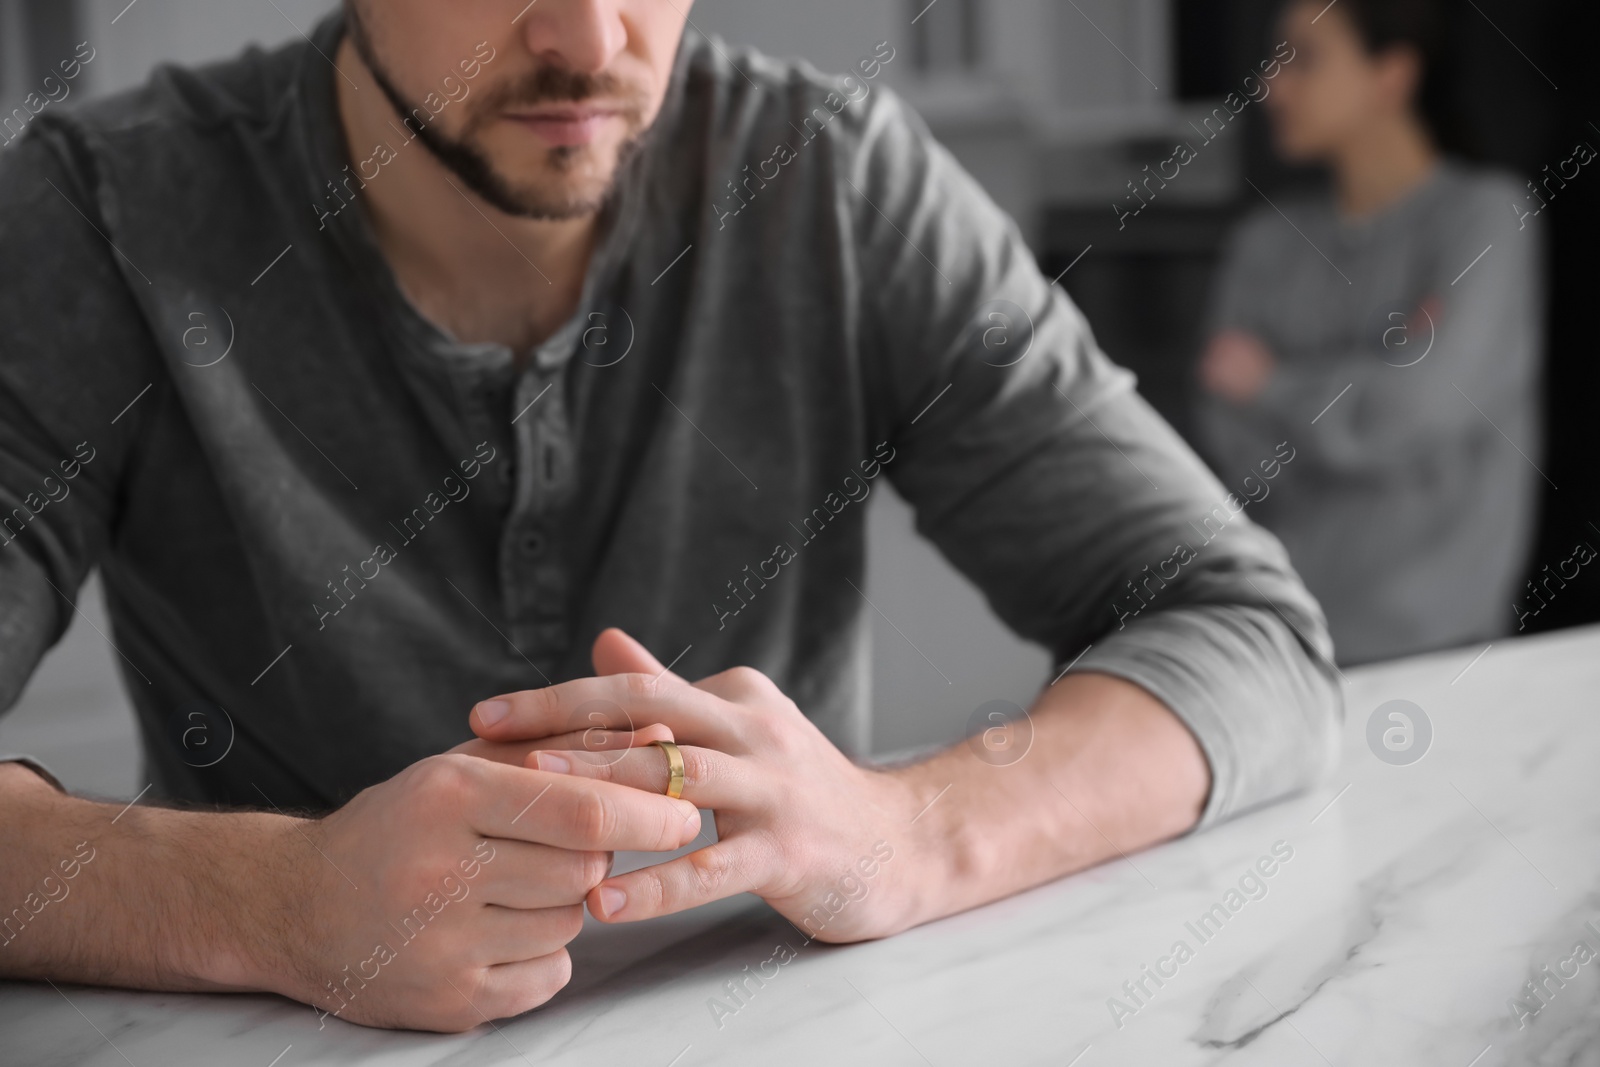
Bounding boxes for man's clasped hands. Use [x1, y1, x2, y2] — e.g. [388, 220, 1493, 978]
[281, 628, 929, 1031]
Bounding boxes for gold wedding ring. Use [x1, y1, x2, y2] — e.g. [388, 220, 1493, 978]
[653, 740, 685, 799]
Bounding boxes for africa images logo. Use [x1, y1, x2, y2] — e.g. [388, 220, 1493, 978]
[1365, 699, 1432, 766]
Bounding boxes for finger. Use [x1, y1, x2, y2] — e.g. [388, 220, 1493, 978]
[686, 664, 783, 705]
[470, 949, 572, 1021]
[470, 674, 738, 749]
[529, 722, 677, 753]
[587, 839, 770, 923]
[472, 672, 659, 745]
[470, 840, 612, 909]
[467, 904, 586, 966]
[527, 744, 750, 810]
[447, 737, 553, 768]
[450, 726, 674, 769]
[455, 758, 702, 852]
[591, 627, 680, 680]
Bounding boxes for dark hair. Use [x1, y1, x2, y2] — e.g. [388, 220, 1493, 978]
[1334, 0, 1473, 157]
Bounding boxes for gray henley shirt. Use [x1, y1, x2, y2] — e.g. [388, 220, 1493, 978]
[0, 14, 1340, 827]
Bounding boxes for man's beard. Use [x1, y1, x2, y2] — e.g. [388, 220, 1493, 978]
[345, 6, 649, 220]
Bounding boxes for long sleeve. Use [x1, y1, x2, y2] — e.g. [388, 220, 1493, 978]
[1208, 174, 1543, 477]
[840, 89, 1343, 827]
[0, 125, 162, 721]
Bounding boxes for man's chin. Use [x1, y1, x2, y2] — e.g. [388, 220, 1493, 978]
[464, 142, 632, 219]
[505, 192, 610, 221]
[441, 153, 613, 220]
[493, 173, 617, 220]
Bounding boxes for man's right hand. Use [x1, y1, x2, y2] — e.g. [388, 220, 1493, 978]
[271, 753, 702, 1030]
[0, 753, 702, 1032]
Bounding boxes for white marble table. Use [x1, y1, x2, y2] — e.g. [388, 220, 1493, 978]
[5, 624, 1599, 1066]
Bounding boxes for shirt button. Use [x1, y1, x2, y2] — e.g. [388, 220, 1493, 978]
[520, 528, 548, 558]
[538, 442, 566, 489]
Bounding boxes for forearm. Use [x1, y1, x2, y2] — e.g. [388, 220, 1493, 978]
[887, 671, 1209, 927]
[0, 762, 298, 995]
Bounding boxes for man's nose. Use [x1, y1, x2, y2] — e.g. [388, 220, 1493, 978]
[518, 0, 628, 75]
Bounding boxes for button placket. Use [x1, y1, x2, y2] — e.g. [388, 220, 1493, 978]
[502, 359, 576, 660]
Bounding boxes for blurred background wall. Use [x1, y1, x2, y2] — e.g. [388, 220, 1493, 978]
[0, 0, 1593, 800]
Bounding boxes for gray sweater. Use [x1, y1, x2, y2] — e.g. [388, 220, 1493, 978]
[1197, 162, 1543, 665]
[0, 15, 1339, 826]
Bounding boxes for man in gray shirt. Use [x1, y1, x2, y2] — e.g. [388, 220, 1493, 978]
[0, 2, 1339, 1031]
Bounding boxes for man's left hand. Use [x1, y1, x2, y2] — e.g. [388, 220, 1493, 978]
[467, 629, 929, 943]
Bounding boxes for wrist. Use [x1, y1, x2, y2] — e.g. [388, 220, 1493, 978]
[875, 761, 971, 933]
[177, 809, 317, 999]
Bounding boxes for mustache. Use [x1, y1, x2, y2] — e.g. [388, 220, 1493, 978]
[477, 65, 646, 112]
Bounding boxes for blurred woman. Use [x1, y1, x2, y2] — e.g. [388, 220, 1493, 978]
[1196, 0, 1542, 665]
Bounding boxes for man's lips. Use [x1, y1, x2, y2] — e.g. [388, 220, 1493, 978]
[503, 105, 626, 146]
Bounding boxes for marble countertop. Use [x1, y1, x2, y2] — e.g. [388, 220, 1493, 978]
[5, 624, 1598, 1066]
